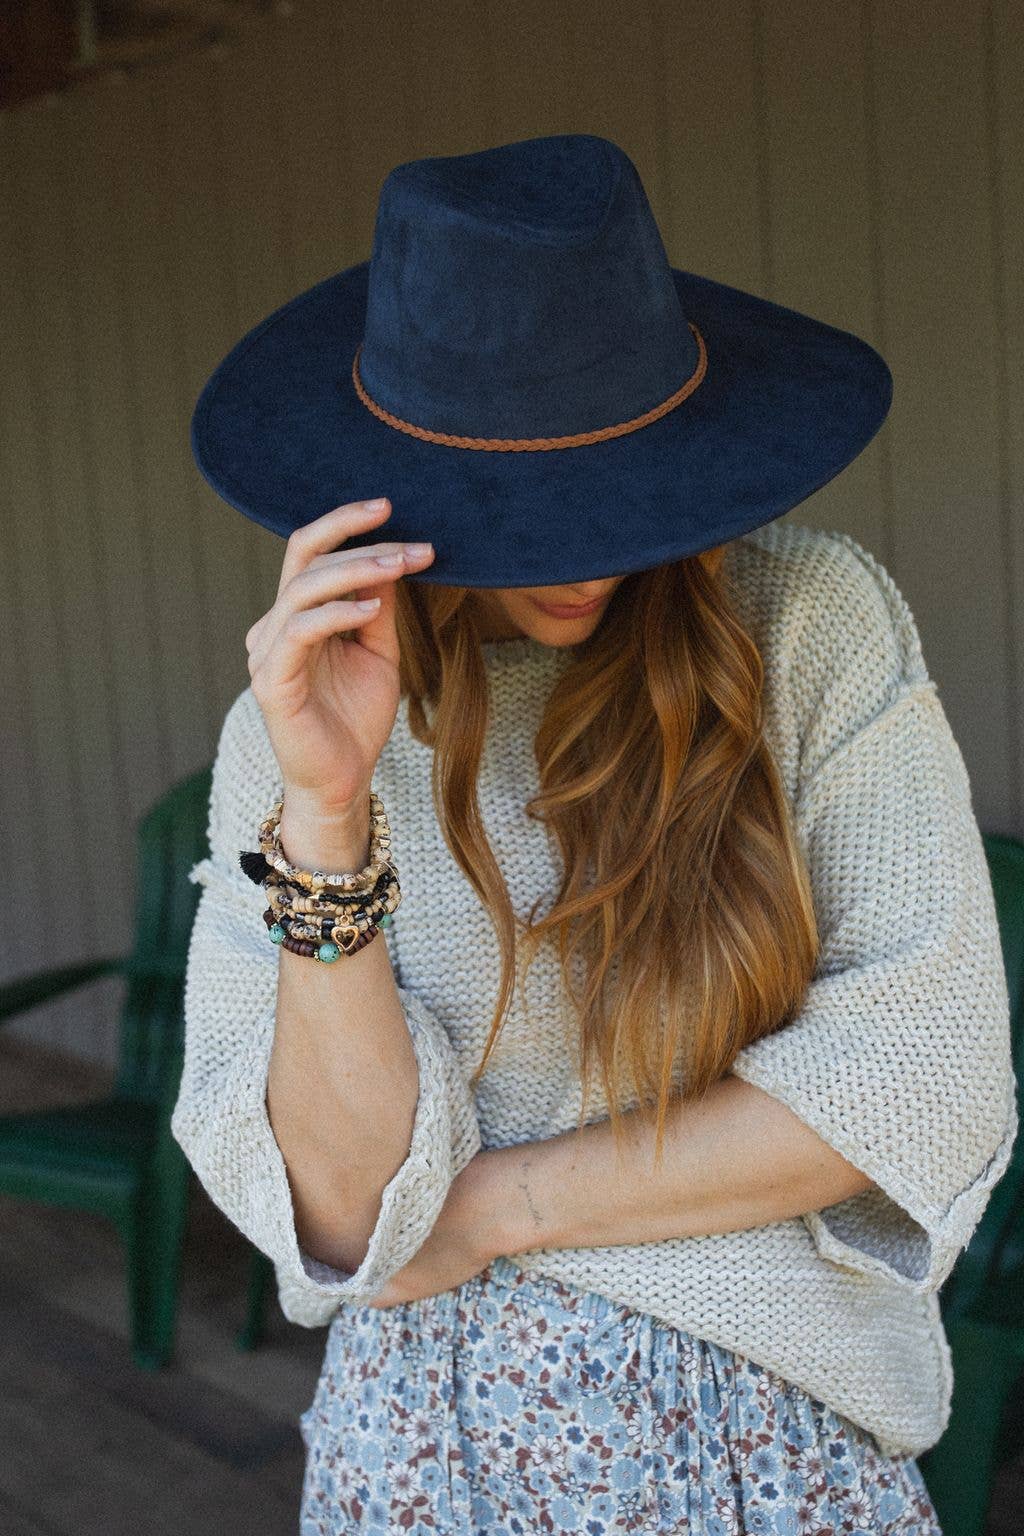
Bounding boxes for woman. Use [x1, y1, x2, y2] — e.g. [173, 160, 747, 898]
[172, 135, 1017, 1533]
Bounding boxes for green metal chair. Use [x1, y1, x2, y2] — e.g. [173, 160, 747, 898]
[0, 763, 268, 1366]
[918, 832, 1024, 1535]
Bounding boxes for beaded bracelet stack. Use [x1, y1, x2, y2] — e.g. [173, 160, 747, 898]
[237, 791, 402, 964]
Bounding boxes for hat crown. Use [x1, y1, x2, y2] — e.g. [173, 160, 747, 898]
[390, 132, 618, 242]
[358, 133, 699, 438]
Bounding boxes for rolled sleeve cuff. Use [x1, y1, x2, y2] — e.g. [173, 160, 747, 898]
[730, 1056, 1019, 1295]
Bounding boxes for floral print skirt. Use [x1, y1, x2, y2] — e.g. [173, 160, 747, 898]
[299, 1253, 943, 1535]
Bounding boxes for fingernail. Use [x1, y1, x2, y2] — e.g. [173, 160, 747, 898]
[406, 542, 433, 555]
[363, 498, 386, 510]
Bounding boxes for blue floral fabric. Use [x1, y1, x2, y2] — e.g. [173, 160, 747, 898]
[299, 1254, 943, 1534]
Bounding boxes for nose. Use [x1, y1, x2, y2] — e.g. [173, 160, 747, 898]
[562, 581, 616, 601]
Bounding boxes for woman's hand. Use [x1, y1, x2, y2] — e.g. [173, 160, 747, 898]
[364, 1149, 514, 1308]
[244, 497, 436, 823]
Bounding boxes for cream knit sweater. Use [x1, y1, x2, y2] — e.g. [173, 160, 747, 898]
[171, 521, 1018, 1461]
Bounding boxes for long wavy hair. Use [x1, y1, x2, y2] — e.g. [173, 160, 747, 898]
[393, 542, 820, 1165]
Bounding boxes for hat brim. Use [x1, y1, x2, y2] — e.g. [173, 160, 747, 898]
[191, 261, 891, 588]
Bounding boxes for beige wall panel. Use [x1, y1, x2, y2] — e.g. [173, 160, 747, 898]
[2, 103, 119, 1060]
[757, 0, 890, 558]
[199, 20, 304, 610]
[100, 82, 217, 781]
[150, 56, 261, 727]
[870, 0, 1010, 824]
[655, 1, 764, 290]
[993, 0, 1024, 829]
[480, 0, 579, 141]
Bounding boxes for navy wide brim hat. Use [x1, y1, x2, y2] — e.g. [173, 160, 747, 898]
[190, 133, 892, 590]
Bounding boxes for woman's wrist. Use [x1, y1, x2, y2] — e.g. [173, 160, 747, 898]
[455, 1145, 541, 1261]
[278, 789, 373, 872]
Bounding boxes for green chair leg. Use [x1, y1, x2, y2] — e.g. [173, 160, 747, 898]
[122, 1154, 192, 1370]
[918, 1317, 1024, 1536]
[236, 1246, 275, 1351]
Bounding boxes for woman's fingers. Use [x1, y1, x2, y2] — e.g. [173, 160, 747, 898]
[249, 542, 434, 672]
[249, 596, 384, 698]
[276, 498, 393, 596]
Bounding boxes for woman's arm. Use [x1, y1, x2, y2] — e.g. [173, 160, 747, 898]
[267, 799, 421, 1278]
[476, 1073, 874, 1257]
[172, 687, 483, 1323]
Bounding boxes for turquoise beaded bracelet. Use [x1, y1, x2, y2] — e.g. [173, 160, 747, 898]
[260, 903, 391, 963]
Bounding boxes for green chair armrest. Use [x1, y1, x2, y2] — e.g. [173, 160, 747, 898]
[0, 956, 128, 1024]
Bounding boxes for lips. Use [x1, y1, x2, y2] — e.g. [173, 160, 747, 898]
[532, 596, 604, 618]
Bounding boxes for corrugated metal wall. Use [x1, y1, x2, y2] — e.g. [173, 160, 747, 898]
[2, 0, 1022, 1068]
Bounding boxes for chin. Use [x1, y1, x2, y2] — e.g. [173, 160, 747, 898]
[524, 612, 605, 645]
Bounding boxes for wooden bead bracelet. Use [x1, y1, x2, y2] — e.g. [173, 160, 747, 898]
[254, 791, 395, 896]
[238, 790, 403, 964]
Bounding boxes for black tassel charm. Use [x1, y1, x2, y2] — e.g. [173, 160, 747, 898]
[239, 849, 274, 886]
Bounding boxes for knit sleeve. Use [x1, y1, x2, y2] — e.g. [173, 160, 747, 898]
[728, 533, 1018, 1296]
[170, 688, 482, 1327]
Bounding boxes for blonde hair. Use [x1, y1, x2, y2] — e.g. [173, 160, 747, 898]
[394, 543, 820, 1165]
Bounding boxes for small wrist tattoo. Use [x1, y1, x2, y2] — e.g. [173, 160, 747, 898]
[515, 1154, 545, 1234]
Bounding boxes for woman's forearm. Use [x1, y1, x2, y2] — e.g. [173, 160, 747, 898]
[265, 803, 420, 1276]
[484, 1072, 875, 1256]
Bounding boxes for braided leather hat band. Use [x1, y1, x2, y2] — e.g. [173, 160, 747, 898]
[351, 323, 708, 452]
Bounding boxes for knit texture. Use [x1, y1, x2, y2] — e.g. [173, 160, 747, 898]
[171, 521, 1018, 1460]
